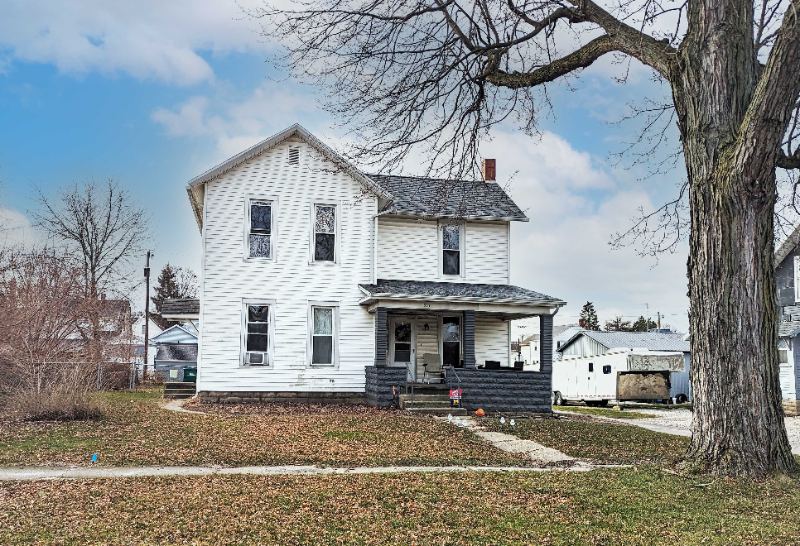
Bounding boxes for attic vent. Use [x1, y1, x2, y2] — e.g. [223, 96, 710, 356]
[288, 146, 300, 165]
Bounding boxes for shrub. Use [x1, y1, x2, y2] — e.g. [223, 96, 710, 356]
[2, 362, 108, 422]
[7, 388, 107, 422]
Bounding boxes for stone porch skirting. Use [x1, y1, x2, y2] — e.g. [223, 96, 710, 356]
[198, 391, 364, 405]
[784, 400, 800, 417]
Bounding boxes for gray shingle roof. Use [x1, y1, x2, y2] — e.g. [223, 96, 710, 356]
[779, 320, 800, 337]
[359, 279, 564, 306]
[155, 344, 198, 362]
[559, 331, 690, 353]
[161, 299, 200, 318]
[369, 174, 528, 221]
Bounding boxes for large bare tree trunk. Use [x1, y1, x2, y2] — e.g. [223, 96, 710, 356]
[673, 0, 797, 476]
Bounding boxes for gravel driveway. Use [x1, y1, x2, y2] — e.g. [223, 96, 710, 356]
[627, 408, 800, 455]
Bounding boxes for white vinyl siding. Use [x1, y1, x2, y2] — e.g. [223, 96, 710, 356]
[377, 217, 509, 284]
[474, 314, 510, 367]
[199, 138, 376, 392]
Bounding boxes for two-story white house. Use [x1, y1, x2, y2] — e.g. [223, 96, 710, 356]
[185, 124, 565, 411]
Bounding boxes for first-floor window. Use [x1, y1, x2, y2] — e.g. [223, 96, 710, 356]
[779, 339, 789, 364]
[244, 304, 270, 366]
[310, 305, 337, 366]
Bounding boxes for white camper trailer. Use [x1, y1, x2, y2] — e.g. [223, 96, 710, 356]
[552, 348, 686, 406]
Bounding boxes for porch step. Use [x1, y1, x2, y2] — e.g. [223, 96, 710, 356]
[407, 407, 468, 416]
[164, 382, 196, 399]
[399, 393, 465, 415]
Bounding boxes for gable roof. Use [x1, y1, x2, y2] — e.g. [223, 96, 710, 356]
[151, 323, 198, 344]
[775, 222, 800, 267]
[185, 124, 391, 231]
[558, 330, 690, 353]
[369, 174, 528, 221]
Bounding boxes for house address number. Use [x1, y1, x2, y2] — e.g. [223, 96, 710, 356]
[423, 303, 431, 308]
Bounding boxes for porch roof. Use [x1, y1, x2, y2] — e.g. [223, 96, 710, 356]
[358, 279, 565, 313]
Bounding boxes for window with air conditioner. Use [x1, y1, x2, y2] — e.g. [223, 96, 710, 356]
[241, 302, 273, 366]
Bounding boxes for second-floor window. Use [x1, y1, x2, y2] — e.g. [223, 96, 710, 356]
[249, 200, 273, 259]
[442, 224, 461, 276]
[314, 205, 336, 262]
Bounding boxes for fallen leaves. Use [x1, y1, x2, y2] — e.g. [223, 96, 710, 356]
[0, 389, 528, 468]
[1, 469, 799, 545]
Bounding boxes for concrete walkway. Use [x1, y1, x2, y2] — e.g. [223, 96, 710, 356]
[439, 416, 575, 464]
[0, 463, 614, 482]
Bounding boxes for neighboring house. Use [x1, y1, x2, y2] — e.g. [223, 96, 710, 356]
[774, 226, 800, 416]
[183, 123, 566, 412]
[130, 313, 164, 367]
[151, 323, 199, 382]
[66, 296, 134, 361]
[520, 324, 583, 369]
[557, 330, 692, 402]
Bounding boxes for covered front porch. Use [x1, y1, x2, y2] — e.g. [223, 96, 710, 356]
[359, 280, 565, 412]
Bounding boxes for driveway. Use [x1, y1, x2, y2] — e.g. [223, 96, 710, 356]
[611, 408, 800, 455]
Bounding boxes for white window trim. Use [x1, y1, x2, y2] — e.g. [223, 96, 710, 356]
[794, 256, 800, 303]
[309, 202, 341, 265]
[243, 195, 278, 262]
[306, 301, 340, 368]
[438, 314, 463, 367]
[438, 220, 466, 279]
[240, 299, 276, 368]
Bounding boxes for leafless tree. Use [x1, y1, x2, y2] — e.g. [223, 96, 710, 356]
[257, 0, 800, 476]
[32, 178, 149, 361]
[0, 248, 87, 387]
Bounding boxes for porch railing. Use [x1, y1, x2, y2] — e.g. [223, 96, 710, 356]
[445, 365, 461, 393]
[404, 362, 415, 409]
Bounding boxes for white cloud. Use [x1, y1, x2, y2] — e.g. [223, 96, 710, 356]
[0, 207, 38, 247]
[0, 0, 270, 85]
[482, 130, 689, 331]
[151, 82, 319, 163]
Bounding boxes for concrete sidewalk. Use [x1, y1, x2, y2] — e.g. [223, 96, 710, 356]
[0, 463, 614, 482]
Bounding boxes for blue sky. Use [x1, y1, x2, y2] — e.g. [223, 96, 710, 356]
[0, 0, 690, 332]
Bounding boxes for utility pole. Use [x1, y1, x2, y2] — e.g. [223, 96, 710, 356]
[657, 311, 661, 332]
[143, 251, 152, 382]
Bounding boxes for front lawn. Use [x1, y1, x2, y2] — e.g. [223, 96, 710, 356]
[2, 469, 799, 545]
[0, 389, 526, 468]
[484, 414, 690, 465]
[554, 405, 655, 419]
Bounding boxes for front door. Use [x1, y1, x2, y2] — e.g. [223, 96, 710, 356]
[390, 318, 416, 381]
[442, 316, 461, 368]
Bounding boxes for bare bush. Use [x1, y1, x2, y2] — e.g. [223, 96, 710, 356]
[3, 363, 107, 422]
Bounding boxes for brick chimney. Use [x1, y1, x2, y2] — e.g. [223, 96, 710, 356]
[482, 159, 496, 181]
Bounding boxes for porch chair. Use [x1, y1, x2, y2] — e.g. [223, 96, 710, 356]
[422, 353, 443, 384]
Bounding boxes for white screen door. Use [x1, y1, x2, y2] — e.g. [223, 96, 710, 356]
[390, 318, 416, 381]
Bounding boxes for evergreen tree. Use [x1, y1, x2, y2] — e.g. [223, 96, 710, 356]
[151, 264, 198, 325]
[631, 316, 658, 332]
[579, 302, 600, 331]
[151, 264, 179, 315]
